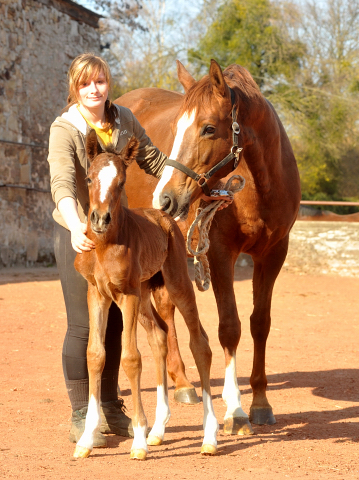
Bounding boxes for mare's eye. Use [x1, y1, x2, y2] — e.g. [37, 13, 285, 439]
[202, 125, 216, 136]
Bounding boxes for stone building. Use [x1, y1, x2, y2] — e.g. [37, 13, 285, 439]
[0, 0, 101, 267]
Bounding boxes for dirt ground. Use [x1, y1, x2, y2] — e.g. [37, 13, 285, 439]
[0, 263, 358, 480]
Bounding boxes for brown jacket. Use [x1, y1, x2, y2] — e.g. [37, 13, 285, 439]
[47, 104, 167, 230]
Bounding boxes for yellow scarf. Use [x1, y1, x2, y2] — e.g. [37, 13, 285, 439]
[77, 106, 113, 145]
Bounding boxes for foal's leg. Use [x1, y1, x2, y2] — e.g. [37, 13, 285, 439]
[119, 293, 148, 460]
[162, 243, 218, 454]
[152, 287, 200, 405]
[138, 284, 170, 446]
[74, 284, 111, 458]
[249, 235, 289, 425]
[207, 242, 254, 436]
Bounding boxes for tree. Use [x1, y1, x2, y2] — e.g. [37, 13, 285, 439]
[272, 0, 359, 202]
[189, 0, 359, 203]
[188, 0, 306, 89]
[99, 0, 199, 95]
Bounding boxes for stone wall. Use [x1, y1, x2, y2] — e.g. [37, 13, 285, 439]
[284, 221, 359, 277]
[0, 0, 101, 266]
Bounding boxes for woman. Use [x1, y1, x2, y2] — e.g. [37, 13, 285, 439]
[47, 53, 168, 447]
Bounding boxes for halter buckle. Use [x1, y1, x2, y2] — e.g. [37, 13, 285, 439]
[231, 146, 243, 155]
[232, 122, 240, 134]
[197, 174, 207, 187]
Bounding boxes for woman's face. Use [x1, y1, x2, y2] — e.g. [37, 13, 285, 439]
[77, 70, 109, 110]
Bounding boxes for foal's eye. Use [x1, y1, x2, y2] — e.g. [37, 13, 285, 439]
[86, 177, 92, 185]
[202, 125, 216, 136]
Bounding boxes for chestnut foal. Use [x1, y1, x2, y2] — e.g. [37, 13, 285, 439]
[73, 130, 218, 460]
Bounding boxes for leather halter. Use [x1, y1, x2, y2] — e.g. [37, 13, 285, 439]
[164, 88, 242, 196]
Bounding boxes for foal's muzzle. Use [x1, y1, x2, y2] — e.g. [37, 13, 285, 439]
[90, 209, 111, 233]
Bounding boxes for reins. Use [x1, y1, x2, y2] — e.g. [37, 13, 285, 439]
[187, 175, 245, 291]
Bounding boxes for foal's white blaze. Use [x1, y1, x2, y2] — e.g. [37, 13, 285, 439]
[202, 390, 219, 448]
[222, 355, 248, 420]
[152, 109, 196, 209]
[76, 394, 101, 450]
[148, 384, 171, 442]
[98, 161, 117, 203]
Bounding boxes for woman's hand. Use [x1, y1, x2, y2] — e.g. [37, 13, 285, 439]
[200, 193, 233, 211]
[57, 197, 96, 253]
[70, 222, 95, 253]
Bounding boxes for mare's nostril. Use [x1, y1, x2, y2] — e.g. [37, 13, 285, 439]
[159, 193, 172, 214]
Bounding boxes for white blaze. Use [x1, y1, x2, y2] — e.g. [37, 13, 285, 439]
[98, 161, 117, 203]
[152, 109, 196, 209]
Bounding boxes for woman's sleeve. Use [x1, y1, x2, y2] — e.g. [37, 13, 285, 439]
[47, 122, 77, 207]
[131, 113, 168, 179]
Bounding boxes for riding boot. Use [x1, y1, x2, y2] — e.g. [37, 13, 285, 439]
[98, 370, 133, 437]
[66, 379, 107, 447]
[66, 375, 133, 441]
[100, 398, 134, 438]
[69, 406, 107, 447]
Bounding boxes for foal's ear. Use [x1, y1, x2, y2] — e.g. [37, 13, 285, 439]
[86, 129, 102, 162]
[177, 60, 196, 92]
[209, 59, 230, 99]
[121, 136, 139, 167]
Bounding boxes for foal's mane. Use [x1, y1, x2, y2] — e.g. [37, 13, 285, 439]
[102, 143, 117, 155]
[181, 64, 262, 113]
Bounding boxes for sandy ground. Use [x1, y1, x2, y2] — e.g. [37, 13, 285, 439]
[0, 264, 358, 480]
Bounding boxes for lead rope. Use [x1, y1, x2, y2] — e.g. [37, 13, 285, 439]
[186, 175, 246, 291]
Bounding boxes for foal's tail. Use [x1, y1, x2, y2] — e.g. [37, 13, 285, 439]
[148, 271, 165, 291]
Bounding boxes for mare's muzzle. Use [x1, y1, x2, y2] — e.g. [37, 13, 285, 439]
[90, 209, 111, 233]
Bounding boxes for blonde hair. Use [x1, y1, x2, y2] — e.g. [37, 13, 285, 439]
[65, 53, 117, 128]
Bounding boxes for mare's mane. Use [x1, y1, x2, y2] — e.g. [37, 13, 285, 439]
[181, 64, 262, 114]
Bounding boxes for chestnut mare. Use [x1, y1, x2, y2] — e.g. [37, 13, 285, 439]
[73, 130, 218, 459]
[116, 60, 301, 434]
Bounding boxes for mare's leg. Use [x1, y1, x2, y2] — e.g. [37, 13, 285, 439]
[162, 237, 218, 455]
[74, 283, 111, 458]
[119, 293, 148, 460]
[152, 287, 200, 405]
[249, 235, 289, 425]
[207, 241, 253, 435]
[138, 284, 170, 446]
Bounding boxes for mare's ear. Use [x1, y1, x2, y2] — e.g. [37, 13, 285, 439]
[121, 136, 139, 167]
[209, 59, 231, 99]
[86, 129, 102, 162]
[177, 60, 196, 92]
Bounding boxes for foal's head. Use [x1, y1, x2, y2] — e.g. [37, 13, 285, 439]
[85, 129, 139, 234]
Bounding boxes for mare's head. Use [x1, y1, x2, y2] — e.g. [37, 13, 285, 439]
[85, 129, 139, 234]
[152, 60, 256, 219]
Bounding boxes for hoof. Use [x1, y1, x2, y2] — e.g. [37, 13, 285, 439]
[73, 445, 92, 458]
[174, 387, 200, 405]
[130, 448, 147, 460]
[249, 406, 276, 425]
[201, 444, 217, 455]
[147, 435, 162, 446]
[223, 417, 254, 435]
